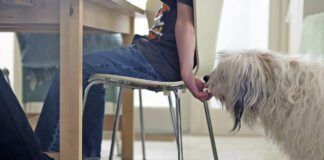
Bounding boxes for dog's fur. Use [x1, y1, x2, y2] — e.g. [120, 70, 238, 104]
[206, 50, 324, 160]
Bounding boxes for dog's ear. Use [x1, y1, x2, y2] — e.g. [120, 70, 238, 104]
[231, 59, 269, 131]
[231, 71, 253, 132]
[232, 87, 246, 132]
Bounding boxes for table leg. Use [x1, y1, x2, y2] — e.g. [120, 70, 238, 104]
[121, 16, 135, 160]
[121, 89, 134, 160]
[60, 0, 83, 159]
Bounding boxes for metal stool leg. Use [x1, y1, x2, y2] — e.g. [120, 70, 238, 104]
[204, 101, 219, 160]
[172, 89, 183, 160]
[109, 87, 124, 160]
[85, 82, 123, 157]
[168, 94, 178, 141]
[83, 81, 100, 111]
[113, 87, 122, 156]
[168, 93, 181, 159]
[139, 89, 147, 160]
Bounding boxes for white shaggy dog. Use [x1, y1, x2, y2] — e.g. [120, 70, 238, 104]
[205, 50, 324, 160]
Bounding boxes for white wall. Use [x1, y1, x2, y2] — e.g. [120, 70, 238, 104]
[304, 0, 324, 17]
[0, 33, 15, 85]
[0, 32, 23, 103]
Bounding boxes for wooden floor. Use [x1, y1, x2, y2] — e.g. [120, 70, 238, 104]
[29, 116, 285, 160]
[102, 135, 286, 160]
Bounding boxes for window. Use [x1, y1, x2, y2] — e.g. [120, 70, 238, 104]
[217, 0, 269, 51]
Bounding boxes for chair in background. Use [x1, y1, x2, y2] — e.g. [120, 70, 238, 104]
[83, 0, 224, 159]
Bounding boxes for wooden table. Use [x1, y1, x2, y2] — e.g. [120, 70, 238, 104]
[0, 0, 144, 159]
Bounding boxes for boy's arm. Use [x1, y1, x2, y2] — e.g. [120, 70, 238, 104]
[176, 2, 210, 101]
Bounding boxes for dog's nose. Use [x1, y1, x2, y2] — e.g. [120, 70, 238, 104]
[203, 75, 210, 83]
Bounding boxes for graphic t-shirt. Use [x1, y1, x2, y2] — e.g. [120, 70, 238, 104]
[133, 0, 193, 81]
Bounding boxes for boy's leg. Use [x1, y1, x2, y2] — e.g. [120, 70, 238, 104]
[35, 45, 165, 158]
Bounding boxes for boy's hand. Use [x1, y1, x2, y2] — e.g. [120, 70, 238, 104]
[182, 74, 212, 102]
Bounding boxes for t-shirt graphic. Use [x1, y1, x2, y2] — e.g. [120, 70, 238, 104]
[148, 3, 171, 41]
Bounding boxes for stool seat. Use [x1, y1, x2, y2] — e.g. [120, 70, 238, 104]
[89, 74, 185, 91]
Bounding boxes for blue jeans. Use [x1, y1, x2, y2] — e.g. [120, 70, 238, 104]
[35, 46, 165, 158]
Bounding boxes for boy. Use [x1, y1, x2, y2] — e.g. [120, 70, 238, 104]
[35, 0, 211, 159]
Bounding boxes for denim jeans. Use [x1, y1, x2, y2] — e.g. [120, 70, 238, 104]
[35, 46, 165, 158]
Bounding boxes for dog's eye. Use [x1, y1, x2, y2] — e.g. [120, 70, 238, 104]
[217, 74, 225, 83]
[218, 71, 225, 81]
[221, 75, 225, 81]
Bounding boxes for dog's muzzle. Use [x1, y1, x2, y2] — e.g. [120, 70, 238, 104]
[203, 75, 210, 83]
